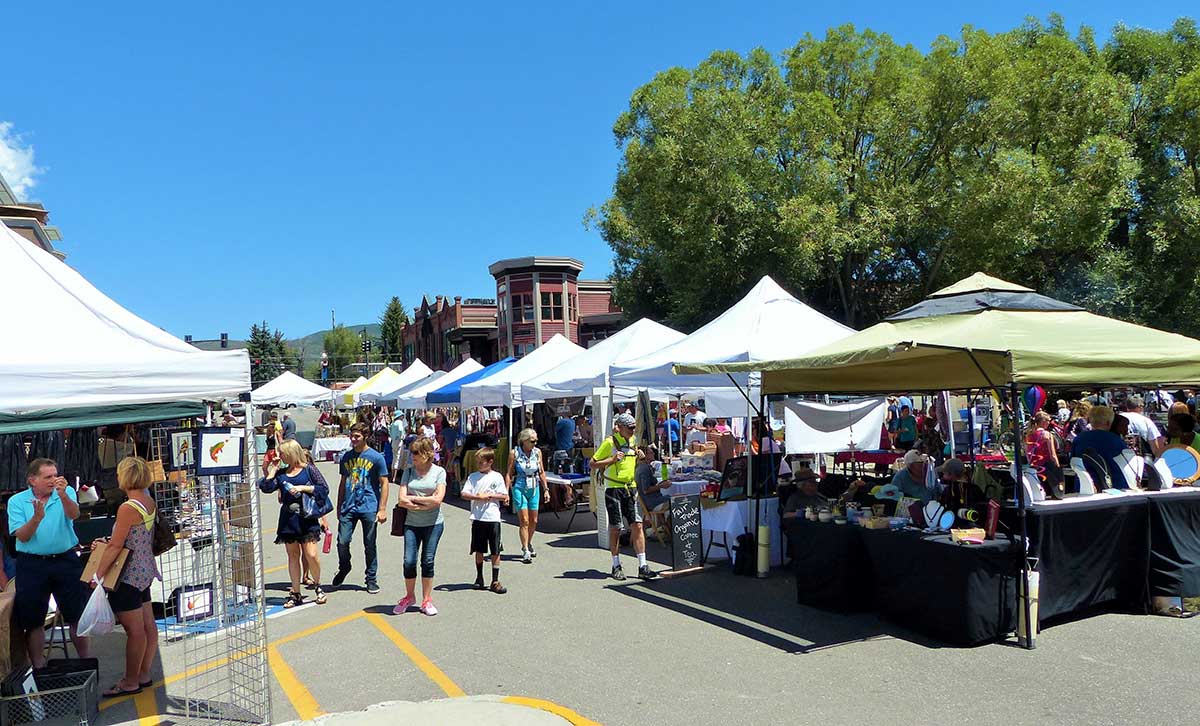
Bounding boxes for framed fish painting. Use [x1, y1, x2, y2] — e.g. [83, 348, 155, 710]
[195, 427, 246, 476]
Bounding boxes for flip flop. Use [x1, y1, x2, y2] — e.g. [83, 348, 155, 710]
[139, 680, 154, 689]
[103, 684, 143, 698]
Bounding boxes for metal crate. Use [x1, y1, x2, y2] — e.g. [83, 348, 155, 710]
[0, 670, 99, 726]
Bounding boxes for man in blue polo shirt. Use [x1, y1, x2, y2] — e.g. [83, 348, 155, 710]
[7, 458, 91, 667]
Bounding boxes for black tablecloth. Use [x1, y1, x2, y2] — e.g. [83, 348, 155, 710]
[860, 529, 1020, 646]
[1026, 496, 1152, 620]
[1147, 491, 1200, 598]
[785, 519, 872, 611]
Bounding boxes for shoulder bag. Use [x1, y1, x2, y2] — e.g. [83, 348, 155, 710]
[129, 498, 177, 556]
[301, 464, 335, 519]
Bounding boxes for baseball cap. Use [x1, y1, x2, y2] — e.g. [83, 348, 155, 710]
[937, 457, 965, 478]
[615, 413, 636, 428]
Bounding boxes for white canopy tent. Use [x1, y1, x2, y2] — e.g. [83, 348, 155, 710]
[391, 359, 483, 410]
[355, 360, 434, 405]
[611, 276, 855, 415]
[520, 318, 686, 403]
[460, 334, 584, 409]
[0, 223, 249, 417]
[251, 371, 333, 406]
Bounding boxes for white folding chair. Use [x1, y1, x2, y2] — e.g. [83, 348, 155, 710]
[1070, 457, 1096, 496]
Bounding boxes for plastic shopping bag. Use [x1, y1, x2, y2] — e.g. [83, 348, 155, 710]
[77, 579, 115, 637]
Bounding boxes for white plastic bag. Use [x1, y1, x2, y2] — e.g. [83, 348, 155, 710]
[77, 579, 115, 636]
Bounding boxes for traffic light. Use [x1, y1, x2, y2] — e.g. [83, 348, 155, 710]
[360, 340, 372, 354]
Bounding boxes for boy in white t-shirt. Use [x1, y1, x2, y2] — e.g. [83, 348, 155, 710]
[461, 448, 508, 593]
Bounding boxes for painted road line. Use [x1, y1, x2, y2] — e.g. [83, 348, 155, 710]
[268, 645, 325, 720]
[100, 611, 369, 712]
[364, 613, 466, 698]
[502, 696, 602, 726]
[133, 689, 160, 726]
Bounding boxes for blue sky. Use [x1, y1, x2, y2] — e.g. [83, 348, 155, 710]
[3, 1, 1193, 340]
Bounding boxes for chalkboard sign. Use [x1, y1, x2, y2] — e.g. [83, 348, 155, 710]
[670, 494, 703, 571]
[718, 457, 748, 501]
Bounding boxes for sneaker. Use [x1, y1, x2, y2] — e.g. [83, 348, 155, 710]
[522, 551, 532, 564]
[392, 595, 415, 615]
[529, 548, 537, 558]
[331, 568, 350, 587]
[611, 565, 626, 581]
[638, 565, 658, 580]
[420, 599, 438, 616]
[366, 582, 380, 595]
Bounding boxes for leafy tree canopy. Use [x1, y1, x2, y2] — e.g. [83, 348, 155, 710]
[592, 15, 1200, 336]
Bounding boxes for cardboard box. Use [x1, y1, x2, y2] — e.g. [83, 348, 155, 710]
[0, 586, 29, 677]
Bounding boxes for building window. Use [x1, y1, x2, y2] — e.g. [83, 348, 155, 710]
[515, 342, 536, 357]
[511, 294, 534, 323]
[540, 292, 563, 321]
[568, 293, 577, 322]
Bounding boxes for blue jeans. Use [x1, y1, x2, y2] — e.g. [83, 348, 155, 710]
[403, 522, 444, 580]
[337, 510, 379, 586]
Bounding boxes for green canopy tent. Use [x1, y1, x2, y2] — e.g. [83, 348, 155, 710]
[677, 273, 1200, 394]
[673, 272, 1200, 648]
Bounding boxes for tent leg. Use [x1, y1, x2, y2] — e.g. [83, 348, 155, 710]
[1011, 383, 1036, 649]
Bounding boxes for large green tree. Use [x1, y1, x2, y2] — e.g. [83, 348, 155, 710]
[246, 321, 295, 385]
[378, 296, 409, 363]
[592, 16, 1193, 335]
[323, 325, 361, 378]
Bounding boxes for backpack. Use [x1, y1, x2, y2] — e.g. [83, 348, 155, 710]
[732, 533, 756, 576]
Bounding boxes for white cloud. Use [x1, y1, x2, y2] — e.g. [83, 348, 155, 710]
[0, 122, 43, 199]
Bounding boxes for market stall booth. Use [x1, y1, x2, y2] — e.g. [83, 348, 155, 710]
[392, 359, 482, 410]
[249, 371, 330, 408]
[357, 360, 433, 405]
[606, 276, 856, 553]
[0, 226, 266, 721]
[677, 272, 1200, 646]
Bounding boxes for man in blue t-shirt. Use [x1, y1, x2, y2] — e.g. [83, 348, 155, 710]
[333, 422, 390, 594]
[1070, 406, 1128, 489]
[554, 414, 576, 453]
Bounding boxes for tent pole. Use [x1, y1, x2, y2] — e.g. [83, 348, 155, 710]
[1011, 382, 1035, 649]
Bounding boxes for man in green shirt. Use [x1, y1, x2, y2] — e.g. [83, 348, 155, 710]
[592, 413, 657, 581]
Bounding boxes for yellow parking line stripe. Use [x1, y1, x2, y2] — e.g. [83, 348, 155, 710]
[364, 613, 466, 697]
[264, 564, 288, 575]
[133, 689, 160, 725]
[268, 645, 325, 720]
[502, 696, 601, 726]
[100, 611, 367, 712]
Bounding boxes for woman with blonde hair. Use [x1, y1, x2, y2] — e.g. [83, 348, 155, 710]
[395, 437, 447, 616]
[507, 428, 549, 564]
[259, 440, 330, 607]
[91, 456, 161, 697]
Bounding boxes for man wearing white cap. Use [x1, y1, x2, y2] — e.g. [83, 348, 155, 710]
[891, 449, 934, 502]
[592, 413, 656, 580]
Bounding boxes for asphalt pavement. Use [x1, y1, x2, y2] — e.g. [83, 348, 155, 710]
[94, 446, 1200, 725]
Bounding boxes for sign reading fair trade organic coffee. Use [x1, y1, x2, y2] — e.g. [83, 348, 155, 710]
[670, 494, 703, 572]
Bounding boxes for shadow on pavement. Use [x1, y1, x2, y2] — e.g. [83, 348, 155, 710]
[607, 567, 945, 654]
[555, 569, 610, 580]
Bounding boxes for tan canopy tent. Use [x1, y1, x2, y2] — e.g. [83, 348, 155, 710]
[676, 273, 1200, 394]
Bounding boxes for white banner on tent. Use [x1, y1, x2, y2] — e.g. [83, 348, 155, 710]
[783, 397, 887, 454]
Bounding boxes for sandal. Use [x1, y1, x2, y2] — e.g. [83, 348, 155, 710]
[314, 587, 327, 605]
[282, 590, 303, 608]
[103, 684, 142, 698]
[302, 575, 316, 590]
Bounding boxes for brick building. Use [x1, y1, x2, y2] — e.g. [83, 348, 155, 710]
[401, 295, 499, 370]
[399, 256, 623, 369]
[1, 171, 65, 260]
[489, 256, 621, 358]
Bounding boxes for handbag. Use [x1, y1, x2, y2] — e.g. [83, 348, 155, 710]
[129, 499, 178, 556]
[389, 503, 407, 537]
[301, 463, 335, 519]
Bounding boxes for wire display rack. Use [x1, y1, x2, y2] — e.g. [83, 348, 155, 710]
[149, 423, 271, 725]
